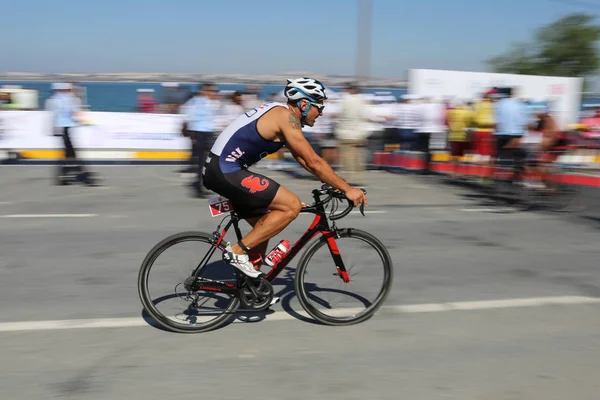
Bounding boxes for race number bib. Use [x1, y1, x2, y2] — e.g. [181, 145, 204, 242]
[208, 197, 233, 217]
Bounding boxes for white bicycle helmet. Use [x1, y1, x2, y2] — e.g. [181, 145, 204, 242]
[284, 77, 328, 127]
[284, 78, 328, 103]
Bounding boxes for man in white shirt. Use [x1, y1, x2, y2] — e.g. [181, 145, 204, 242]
[45, 82, 99, 186]
[334, 83, 372, 186]
[396, 95, 421, 150]
[182, 83, 220, 197]
[415, 97, 446, 174]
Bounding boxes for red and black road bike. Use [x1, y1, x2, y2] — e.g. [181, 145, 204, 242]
[138, 185, 393, 333]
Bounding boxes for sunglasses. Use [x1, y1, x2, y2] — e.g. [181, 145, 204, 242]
[309, 102, 325, 113]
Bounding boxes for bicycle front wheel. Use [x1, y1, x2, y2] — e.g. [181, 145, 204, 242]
[295, 228, 393, 326]
[138, 231, 240, 333]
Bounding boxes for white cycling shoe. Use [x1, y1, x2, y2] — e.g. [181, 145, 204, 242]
[223, 244, 264, 278]
[269, 297, 281, 306]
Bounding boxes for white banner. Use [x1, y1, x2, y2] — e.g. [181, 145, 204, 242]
[0, 111, 189, 150]
[81, 112, 188, 149]
[0, 111, 54, 149]
[408, 69, 583, 130]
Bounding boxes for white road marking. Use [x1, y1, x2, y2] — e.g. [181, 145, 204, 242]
[0, 202, 11, 205]
[395, 296, 600, 313]
[0, 296, 598, 333]
[0, 214, 98, 219]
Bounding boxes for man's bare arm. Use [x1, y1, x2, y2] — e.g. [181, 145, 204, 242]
[282, 113, 351, 193]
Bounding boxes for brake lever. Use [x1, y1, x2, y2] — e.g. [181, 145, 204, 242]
[360, 188, 367, 216]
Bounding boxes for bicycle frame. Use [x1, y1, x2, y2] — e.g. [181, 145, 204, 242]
[193, 189, 350, 287]
[493, 147, 576, 184]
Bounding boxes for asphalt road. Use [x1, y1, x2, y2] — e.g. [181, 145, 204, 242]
[0, 165, 598, 399]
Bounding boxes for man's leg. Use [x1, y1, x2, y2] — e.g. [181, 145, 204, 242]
[355, 140, 366, 186]
[56, 128, 69, 181]
[191, 132, 208, 196]
[230, 185, 302, 255]
[197, 131, 217, 189]
[338, 139, 353, 184]
[195, 132, 207, 176]
[449, 141, 459, 178]
[347, 141, 359, 185]
[481, 132, 492, 179]
[189, 131, 198, 171]
[244, 216, 270, 269]
[419, 132, 431, 174]
[512, 137, 526, 178]
[62, 128, 83, 177]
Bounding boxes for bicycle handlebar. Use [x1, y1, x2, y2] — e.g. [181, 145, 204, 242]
[311, 184, 367, 220]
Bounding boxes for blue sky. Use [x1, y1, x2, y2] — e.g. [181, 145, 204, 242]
[1, 0, 598, 78]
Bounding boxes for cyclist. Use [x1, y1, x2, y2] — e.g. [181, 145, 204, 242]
[203, 78, 367, 278]
[532, 105, 570, 189]
[517, 103, 571, 189]
[520, 104, 551, 188]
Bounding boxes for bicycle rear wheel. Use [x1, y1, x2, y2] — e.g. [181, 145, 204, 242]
[138, 231, 240, 333]
[295, 228, 393, 326]
[544, 164, 585, 212]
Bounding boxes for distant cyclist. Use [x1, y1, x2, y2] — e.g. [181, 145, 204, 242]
[203, 78, 367, 277]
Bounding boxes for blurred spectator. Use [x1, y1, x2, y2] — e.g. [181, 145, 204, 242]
[473, 89, 497, 179]
[443, 97, 453, 125]
[314, 93, 340, 164]
[524, 99, 538, 128]
[316, 93, 340, 167]
[377, 93, 400, 149]
[494, 87, 528, 173]
[136, 89, 158, 113]
[242, 85, 263, 110]
[0, 92, 11, 108]
[579, 107, 600, 157]
[70, 82, 88, 109]
[335, 82, 371, 186]
[45, 83, 97, 186]
[301, 91, 340, 166]
[182, 83, 219, 197]
[447, 99, 474, 178]
[415, 96, 445, 174]
[218, 91, 245, 129]
[178, 90, 199, 173]
[161, 82, 184, 114]
[0, 92, 19, 110]
[365, 94, 391, 163]
[396, 95, 421, 150]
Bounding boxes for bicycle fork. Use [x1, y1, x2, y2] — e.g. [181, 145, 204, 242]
[324, 231, 350, 283]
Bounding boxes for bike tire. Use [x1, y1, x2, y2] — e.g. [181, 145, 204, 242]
[546, 164, 584, 213]
[295, 228, 393, 326]
[138, 231, 240, 333]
